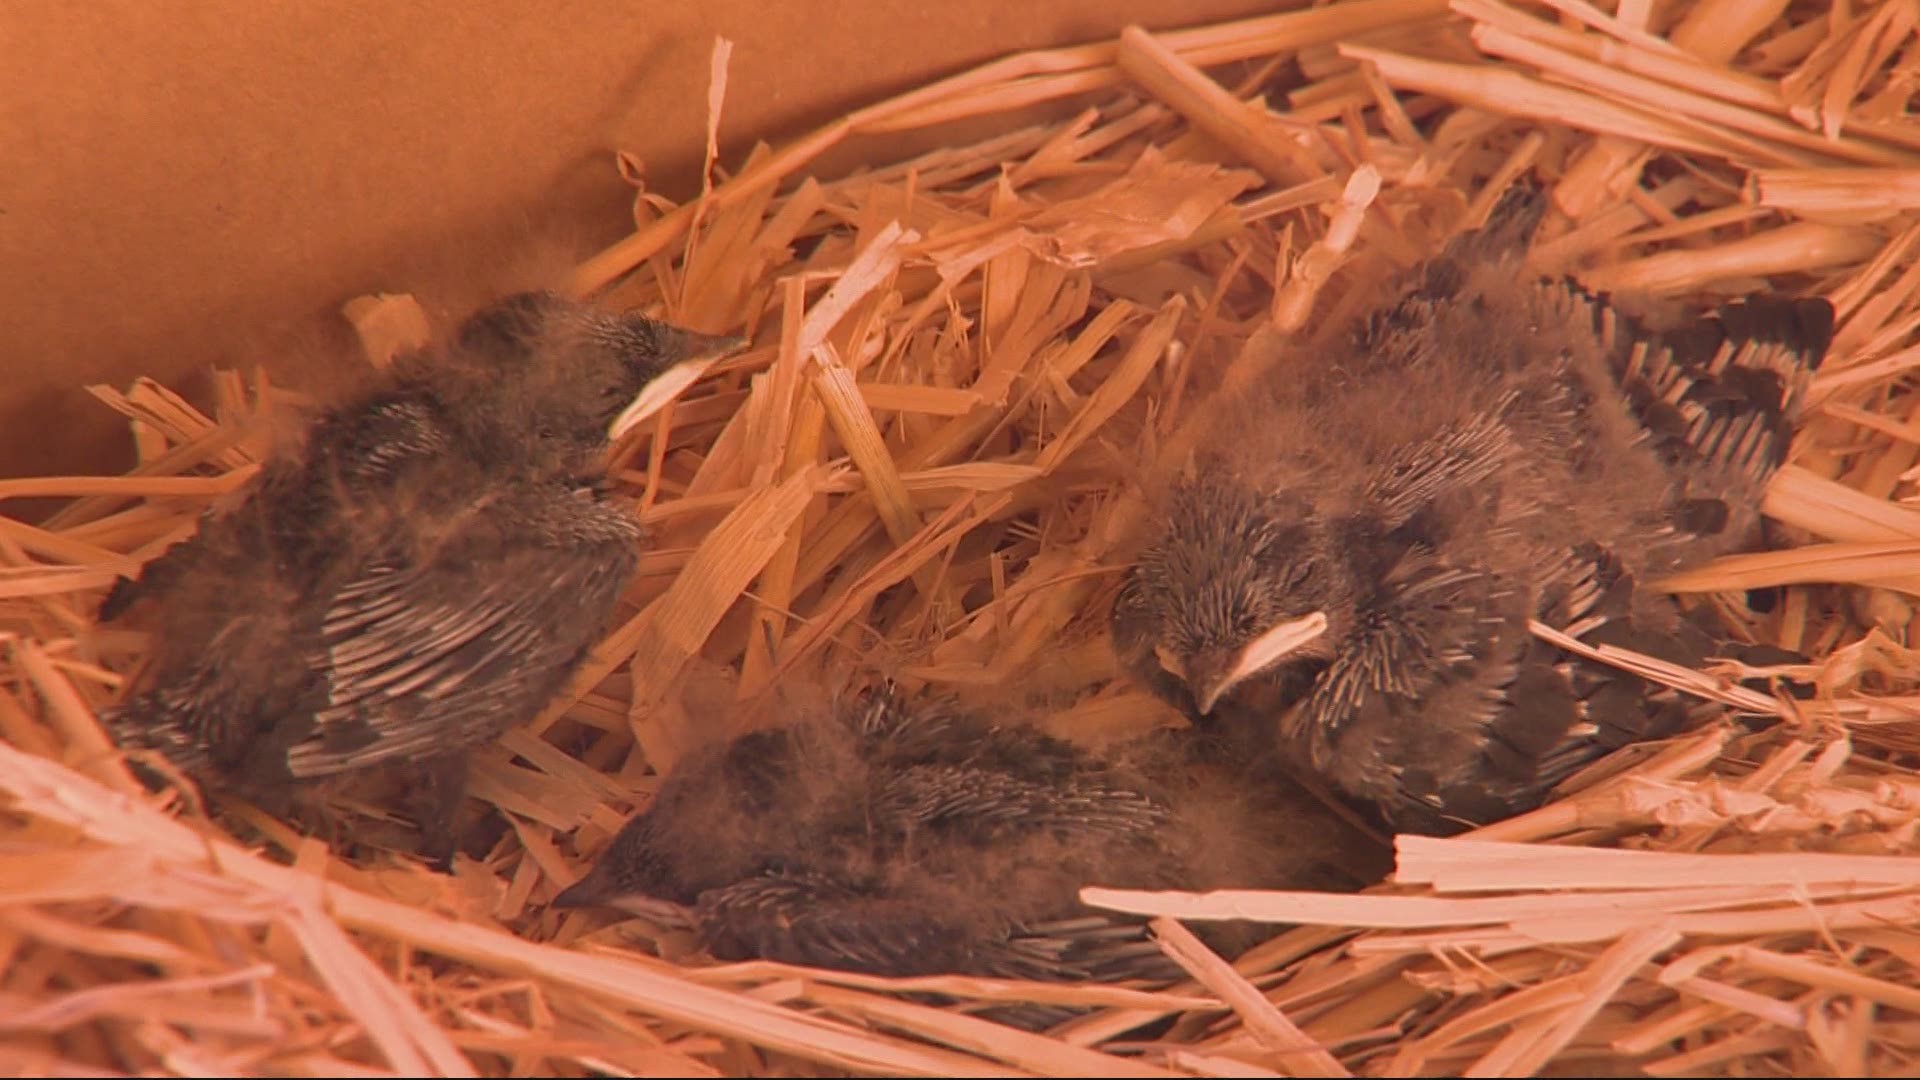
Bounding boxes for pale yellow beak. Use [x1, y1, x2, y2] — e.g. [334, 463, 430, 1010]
[1187, 611, 1329, 715]
[607, 333, 749, 442]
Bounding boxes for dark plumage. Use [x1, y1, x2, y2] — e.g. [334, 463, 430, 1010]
[1111, 186, 1835, 834]
[98, 291, 745, 857]
[552, 688, 1385, 983]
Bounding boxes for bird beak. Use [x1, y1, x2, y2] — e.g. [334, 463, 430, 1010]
[607, 330, 750, 442]
[1188, 611, 1330, 715]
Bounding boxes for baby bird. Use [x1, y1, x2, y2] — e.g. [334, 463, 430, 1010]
[553, 688, 1386, 982]
[99, 291, 744, 858]
[1111, 186, 1834, 834]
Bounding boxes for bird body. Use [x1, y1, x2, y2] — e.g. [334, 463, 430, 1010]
[1112, 190, 1834, 833]
[554, 689, 1384, 981]
[100, 292, 744, 854]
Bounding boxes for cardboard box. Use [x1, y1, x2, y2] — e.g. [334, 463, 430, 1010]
[3, 0, 1277, 483]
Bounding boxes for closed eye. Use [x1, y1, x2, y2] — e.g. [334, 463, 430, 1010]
[1154, 645, 1186, 680]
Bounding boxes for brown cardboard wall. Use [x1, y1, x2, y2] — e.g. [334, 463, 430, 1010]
[3, 1, 1279, 483]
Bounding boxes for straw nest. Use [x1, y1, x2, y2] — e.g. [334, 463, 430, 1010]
[7, 1, 1920, 1075]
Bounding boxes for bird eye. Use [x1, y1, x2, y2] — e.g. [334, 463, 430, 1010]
[1153, 645, 1186, 680]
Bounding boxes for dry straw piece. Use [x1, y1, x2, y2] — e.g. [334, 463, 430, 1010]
[5, 0, 1920, 1075]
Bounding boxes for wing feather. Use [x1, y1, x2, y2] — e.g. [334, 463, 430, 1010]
[285, 486, 640, 777]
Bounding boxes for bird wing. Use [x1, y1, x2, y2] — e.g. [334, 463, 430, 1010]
[1270, 403, 1530, 816]
[1363, 401, 1517, 528]
[693, 870, 1175, 984]
[1286, 543, 1525, 770]
[848, 694, 1176, 837]
[284, 485, 641, 777]
[316, 392, 455, 482]
[694, 870, 972, 976]
[1282, 384, 1588, 824]
[1297, 537, 1706, 832]
[1581, 287, 1832, 531]
[1433, 538, 1709, 827]
[874, 762, 1172, 836]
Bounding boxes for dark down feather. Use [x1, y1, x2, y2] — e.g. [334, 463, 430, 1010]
[98, 291, 745, 861]
[1111, 180, 1833, 833]
[553, 687, 1387, 993]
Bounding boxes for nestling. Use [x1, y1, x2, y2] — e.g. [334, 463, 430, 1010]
[98, 291, 745, 859]
[552, 687, 1386, 982]
[1111, 185, 1835, 834]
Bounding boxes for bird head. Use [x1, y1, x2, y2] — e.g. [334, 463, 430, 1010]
[550, 725, 809, 919]
[1114, 477, 1349, 718]
[451, 291, 748, 449]
[550, 807, 691, 919]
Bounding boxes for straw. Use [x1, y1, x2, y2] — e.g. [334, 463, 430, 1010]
[8, 2, 1920, 1075]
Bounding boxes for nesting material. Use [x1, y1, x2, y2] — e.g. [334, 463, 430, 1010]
[5, 1, 1920, 1075]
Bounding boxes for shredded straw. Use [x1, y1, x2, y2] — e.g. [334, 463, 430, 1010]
[5, 2, 1920, 1074]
